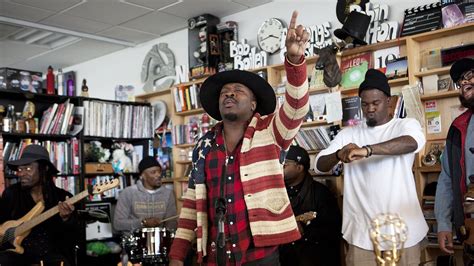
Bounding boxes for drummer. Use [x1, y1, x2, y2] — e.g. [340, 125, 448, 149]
[113, 156, 177, 232]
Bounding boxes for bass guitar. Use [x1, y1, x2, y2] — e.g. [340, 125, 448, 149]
[0, 179, 119, 254]
[295, 211, 317, 224]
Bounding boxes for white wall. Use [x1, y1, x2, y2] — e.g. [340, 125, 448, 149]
[66, 0, 434, 100]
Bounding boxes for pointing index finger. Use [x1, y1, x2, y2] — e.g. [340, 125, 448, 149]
[289, 10, 298, 29]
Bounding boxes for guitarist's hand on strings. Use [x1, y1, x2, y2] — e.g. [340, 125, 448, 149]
[58, 196, 75, 221]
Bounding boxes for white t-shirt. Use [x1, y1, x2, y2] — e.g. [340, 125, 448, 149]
[315, 118, 428, 250]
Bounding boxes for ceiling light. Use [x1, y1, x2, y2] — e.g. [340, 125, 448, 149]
[0, 15, 135, 47]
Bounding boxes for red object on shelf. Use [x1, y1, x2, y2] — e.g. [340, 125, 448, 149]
[46, 65, 55, 95]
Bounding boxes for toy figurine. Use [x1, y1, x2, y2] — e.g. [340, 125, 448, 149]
[81, 79, 89, 97]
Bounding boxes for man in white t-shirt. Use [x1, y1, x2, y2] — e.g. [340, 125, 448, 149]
[315, 69, 427, 266]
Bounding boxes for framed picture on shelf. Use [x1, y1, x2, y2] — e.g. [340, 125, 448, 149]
[340, 52, 372, 89]
[385, 57, 408, 80]
[156, 132, 173, 179]
[437, 76, 453, 92]
[422, 140, 445, 167]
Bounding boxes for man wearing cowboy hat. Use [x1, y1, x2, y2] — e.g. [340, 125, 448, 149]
[316, 69, 427, 266]
[169, 11, 310, 265]
[435, 58, 474, 263]
[0, 144, 78, 266]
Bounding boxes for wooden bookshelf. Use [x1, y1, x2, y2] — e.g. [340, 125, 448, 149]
[175, 160, 192, 164]
[175, 143, 195, 149]
[420, 90, 460, 101]
[413, 66, 451, 78]
[341, 37, 407, 57]
[301, 120, 330, 128]
[411, 22, 474, 42]
[175, 108, 204, 116]
[417, 165, 442, 173]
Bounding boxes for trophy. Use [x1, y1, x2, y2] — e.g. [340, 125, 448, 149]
[370, 213, 408, 266]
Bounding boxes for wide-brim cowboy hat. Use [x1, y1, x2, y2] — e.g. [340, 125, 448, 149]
[7, 144, 59, 174]
[450, 58, 474, 83]
[334, 11, 371, 45]
[199, 70, 276, 121]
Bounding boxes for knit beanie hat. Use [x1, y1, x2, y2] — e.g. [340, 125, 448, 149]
[359, 69, 391, 97]
[138, 156, 161, 174]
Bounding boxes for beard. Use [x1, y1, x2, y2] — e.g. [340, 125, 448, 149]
[459, 95, 474, 110]
[223, 113, 238, 121]
[366, 118, 377, 127]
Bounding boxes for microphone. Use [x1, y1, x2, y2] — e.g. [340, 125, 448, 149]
[215, 197, 227, 248]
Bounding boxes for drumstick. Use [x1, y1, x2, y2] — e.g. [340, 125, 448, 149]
[159, 215, 179, 224]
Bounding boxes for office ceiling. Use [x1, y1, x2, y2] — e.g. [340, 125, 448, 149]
[0, 0, 272, 72]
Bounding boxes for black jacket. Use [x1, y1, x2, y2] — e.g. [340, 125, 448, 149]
[0, 182, 79, 265]
[280, 174, 342, 266]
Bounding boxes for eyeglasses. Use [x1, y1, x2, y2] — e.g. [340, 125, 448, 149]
[16, 166, 34, 174]
[456, 70, 474, 88]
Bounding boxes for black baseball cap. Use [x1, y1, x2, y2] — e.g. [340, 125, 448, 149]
[450, 58, 474, 83]
[285, 145, 310, 171]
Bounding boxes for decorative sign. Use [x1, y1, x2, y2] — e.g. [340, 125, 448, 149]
[373, 46, 400, 69]
[229, 39, 268, 70]
[279, 22, 333, 61]
[175, 65, 189, 84]
[350, 3, 399, 44]
[141, 43, 176, 93]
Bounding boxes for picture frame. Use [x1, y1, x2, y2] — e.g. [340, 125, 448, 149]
[385, 57, 408, 79]
[422, 140, 445, 166]
[437, 76, 453, 92]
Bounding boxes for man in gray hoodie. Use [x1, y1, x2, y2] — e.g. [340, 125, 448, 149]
[113, 156, 177, 231]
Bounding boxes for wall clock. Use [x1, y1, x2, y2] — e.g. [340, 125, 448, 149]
[257, 18, 286, 54]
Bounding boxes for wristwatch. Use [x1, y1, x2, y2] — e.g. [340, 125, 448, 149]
[141, 219, 147, 227]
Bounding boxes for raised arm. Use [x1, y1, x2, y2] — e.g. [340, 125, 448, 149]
[272, 11, 310, 150]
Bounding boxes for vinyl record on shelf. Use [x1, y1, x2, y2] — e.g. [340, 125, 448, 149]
[152, 100, 167, 130]
[336, 0, 369, 23]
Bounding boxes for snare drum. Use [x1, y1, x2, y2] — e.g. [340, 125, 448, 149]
[122, 227, 175, 265]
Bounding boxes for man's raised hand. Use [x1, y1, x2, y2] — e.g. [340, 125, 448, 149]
[285, 10, 309, 64]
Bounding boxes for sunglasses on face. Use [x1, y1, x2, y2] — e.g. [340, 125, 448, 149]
[16, 166, 34, 174]
[455, 70, 474, 88]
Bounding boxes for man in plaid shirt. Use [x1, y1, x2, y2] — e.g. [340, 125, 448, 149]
[170, 11, 310, 266]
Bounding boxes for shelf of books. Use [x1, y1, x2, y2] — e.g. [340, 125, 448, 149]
[83, 99, 153, 139]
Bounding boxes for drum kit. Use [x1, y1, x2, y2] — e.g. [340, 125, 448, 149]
[122, 227, 175, 266]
